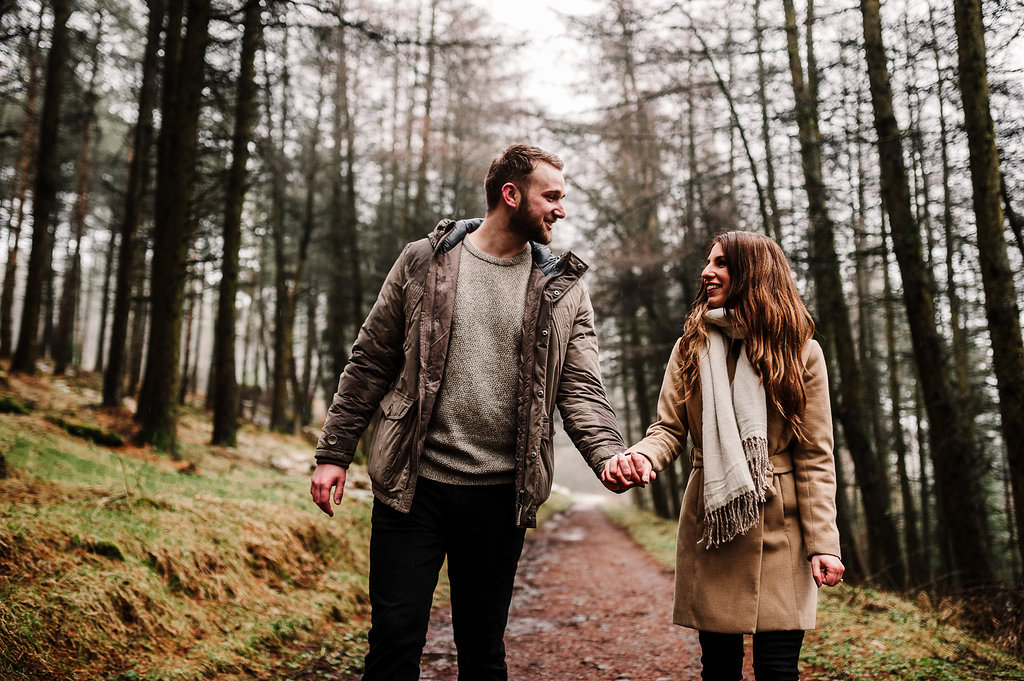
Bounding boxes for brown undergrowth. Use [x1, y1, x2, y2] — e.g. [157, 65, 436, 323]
[0, 367, 374, 681]
[605, 504, 1024, 681]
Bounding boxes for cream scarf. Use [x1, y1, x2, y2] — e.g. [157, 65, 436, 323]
[699, 308, 771, 549]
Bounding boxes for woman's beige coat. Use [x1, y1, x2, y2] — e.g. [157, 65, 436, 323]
[630, 337, 841, 634]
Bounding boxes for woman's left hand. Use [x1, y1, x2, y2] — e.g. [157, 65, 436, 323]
[811, 554, 845, 587]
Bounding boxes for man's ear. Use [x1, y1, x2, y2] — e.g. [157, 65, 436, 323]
[501, 182, 519, 208]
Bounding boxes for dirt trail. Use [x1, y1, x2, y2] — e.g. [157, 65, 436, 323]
[418, 501, 756, 681]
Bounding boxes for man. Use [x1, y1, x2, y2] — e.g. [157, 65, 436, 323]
[310, 144, 627, 681]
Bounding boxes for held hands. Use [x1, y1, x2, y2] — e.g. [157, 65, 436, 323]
[310, 463, 347, 517]
[811, 554, 845, 587]
[601, 452, 656, 491]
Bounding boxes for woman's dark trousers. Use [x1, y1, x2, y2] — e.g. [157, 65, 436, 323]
[361, 477, 526, 681]
[698, 629, 805, 681]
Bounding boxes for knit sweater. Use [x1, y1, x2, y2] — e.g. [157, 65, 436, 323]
[418, 236, 532, 485]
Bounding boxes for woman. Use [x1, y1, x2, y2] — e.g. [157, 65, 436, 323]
[603, 231, 844, 681]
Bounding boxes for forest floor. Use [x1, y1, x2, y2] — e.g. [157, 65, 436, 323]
[281, 499, 728, 681]
[2, 367, 1024, 681]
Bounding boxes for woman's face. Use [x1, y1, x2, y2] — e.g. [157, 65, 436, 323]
[701, 242, 731, 308]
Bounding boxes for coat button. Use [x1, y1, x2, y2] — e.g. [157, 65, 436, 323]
[536, 388, 544, 397]
[326, 434, 338, 445]
[552, 289, 561, 296]
[530, 450, 538, 459]
[541, 329, 549, 337]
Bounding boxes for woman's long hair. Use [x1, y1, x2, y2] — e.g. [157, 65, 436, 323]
[679, 231, 815, 442]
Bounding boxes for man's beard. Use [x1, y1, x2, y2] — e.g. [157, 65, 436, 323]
[509, 202, 551, 244]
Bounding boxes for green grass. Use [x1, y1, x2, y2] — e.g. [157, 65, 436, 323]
[0, 413, 372, 681]
[603, 503, 1024, 681]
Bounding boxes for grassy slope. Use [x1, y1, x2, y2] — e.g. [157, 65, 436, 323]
[603, 504, 1024, 681]
[0, 372, 574, 681]
[0, 403, 373, 681]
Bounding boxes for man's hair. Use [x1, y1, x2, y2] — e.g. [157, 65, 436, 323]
[484, 144, 564, 210]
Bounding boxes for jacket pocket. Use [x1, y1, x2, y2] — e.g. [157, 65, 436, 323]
[367, 390, 417, 492]
[528, 415, 554, 504]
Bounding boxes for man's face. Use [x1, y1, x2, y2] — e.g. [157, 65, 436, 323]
[508, 162, 566, 245]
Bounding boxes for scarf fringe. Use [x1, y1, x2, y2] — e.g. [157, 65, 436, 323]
[745, 435, 771, 500]
[702, 489, 761, 549]
[702, 435, 771, 550]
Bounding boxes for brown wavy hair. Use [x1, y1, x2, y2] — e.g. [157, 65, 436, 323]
[678, 231, 816, 442]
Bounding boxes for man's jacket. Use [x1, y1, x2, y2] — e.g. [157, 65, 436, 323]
[315, 218, 624, 528]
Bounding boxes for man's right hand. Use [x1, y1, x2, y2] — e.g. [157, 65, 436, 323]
[310, 463, 347, 517]
[601, 452, 656, 491]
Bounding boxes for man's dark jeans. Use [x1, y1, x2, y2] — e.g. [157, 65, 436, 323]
[361, 477, 526, 681]
[698, 629, 805, 681]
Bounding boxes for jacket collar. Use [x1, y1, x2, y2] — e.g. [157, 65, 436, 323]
[427, 218, 588, 280]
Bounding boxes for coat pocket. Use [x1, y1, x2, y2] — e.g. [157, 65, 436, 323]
[367, 390, 417, 492]
[528, 415, 554, 502]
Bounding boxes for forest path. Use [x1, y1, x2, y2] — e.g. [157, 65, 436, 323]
[418, 500, 756, 681]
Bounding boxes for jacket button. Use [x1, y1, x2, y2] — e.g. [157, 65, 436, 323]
[541, 329, 549, 337]
[519, 488, 526, 496]
[536, 388, 544, 397]
[530, 450, 537, 458]
[552, 289, 561, 296]
[326, 434, 338, 445]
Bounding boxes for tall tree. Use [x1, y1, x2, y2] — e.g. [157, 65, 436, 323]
[268, 25, 294, 432]
[54, 15, 103, 375]
[882, 218, 928, 586]
[135, 0, 213, 450]
[782, 0, 904, 589]
[953, 0, 1024, 570]
[10, 0, 73, 374]
[323, 9, 363, 405]
[859, 0, 994, 586]
[104, 0, 165, 406]
[1, 9, 43, 358]
[754, 0, 783, 242]
[211, 0, 263, 446]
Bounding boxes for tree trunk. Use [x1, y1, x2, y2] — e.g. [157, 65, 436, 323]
[291, 83, 325, 433]
[10, 0, 73, 374]
[410, 0, 437, 238]
[782, 0, 904, 589]
[754, 0, 783, 243]
[135, 0, 212, 452]
[178, 275, 195, 405]
[881, 219, 927, 587]
[104, 0, 165, 406]
[831, 409, 865, 583]
[339, 14, 364, 352]
[859, 0, 993, 586]
[1, 10, 43, 358]
[127, 273, 148, 398]
[268, 25, 294, 432]
[54, 17, 102, 376]
[93, 225, 117, 372]
[952, 0, 1024, 572]
[1001, 172, 1024, 260]
[927, 6, 974, 422]
[211, 0, 262, 446]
